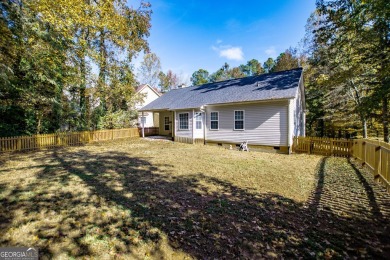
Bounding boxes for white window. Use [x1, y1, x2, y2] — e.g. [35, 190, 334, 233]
[164, 117, 170, 131]
[195, 112, 202, 129]
[210, 112, 219, 130]
[234, 110, 244, 130]
[140, 117, 146, 125]
[179, 113, 189, 130]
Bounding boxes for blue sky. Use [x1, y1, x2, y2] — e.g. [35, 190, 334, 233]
[133, 0, 315, 84]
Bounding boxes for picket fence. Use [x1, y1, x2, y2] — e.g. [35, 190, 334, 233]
[0, 128, 151, 152]
[293, 136, 390, 192]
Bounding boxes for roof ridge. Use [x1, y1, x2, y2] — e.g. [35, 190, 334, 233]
[189, 67, 303, 88]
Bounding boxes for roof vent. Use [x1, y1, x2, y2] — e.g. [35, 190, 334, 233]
[178, 84, 186, 89]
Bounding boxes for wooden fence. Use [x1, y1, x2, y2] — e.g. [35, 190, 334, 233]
[0, 128, 143, 152]
[292, 136, 352, 157]
[351, 139, 390, 192]
[293, 136, 390, 192]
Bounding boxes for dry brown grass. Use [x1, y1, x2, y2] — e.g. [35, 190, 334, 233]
[0, 138, 389, 259]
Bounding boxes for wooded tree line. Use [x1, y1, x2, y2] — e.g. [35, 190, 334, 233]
[0, 0, 151, 137]
[190, 48, 301, 86]
[304, 0, 389, 142]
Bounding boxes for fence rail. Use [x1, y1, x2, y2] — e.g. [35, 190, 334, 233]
[293, 136, 390, 192]
[292, 136, 352, 157]
[351, 139, 390, 192]
[0, 128, 157, 152]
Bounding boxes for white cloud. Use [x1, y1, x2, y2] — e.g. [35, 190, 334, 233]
[220, 47, 244, 61]
[265, 46, 277, 57]
[212, 44, 244, 61]
[216, 39, 223, 44]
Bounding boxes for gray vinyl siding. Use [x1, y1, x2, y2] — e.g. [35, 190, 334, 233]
[175, 110, 193, 138]
[205, 101, 289, 146]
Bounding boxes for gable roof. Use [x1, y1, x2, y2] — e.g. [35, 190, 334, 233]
[140, 68, 302, 111]
[136, 84, 162, 97]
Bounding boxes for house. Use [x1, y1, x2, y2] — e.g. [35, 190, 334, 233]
[139, 68, 305, 153]
[135, 84, 161, 127]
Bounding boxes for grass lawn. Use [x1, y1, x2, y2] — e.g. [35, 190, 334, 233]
[0, 138, 389, 259]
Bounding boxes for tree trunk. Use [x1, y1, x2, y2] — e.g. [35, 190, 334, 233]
[80, 53, 86, 129]
[98, 29, 107, 111]
[79, 26, 90, 130]
[383, 96, 389, 143]
[360, 115, 367, 139]
[36, 111, 42, 135]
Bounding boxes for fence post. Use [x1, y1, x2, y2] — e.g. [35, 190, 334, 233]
[330, 140, 333, 156]
[362, 141, 366, 166]
[308, 140, 311, 154]
[17, 137, 21, 151]
[292, 137, 295, 153]
[374, 146, 381, 179]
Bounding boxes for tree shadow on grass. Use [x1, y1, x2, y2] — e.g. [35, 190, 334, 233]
[0, 150, 389, 259]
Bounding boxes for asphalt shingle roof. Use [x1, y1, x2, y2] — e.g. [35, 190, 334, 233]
[140, 68, 302, 111]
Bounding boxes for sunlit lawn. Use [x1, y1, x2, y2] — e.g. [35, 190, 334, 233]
[0, 138, 389, 259]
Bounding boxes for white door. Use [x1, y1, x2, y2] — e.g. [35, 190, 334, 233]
[193, 112, 204, 139]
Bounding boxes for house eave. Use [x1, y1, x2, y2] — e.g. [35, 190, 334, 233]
[202, 97, 295, 107]
[139, 97, 295, 112]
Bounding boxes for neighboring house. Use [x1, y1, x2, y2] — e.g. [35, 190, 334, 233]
[139, 68, 305, 153]
[135, 84, 161, 127]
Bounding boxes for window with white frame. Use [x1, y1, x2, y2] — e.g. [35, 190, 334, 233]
[164, 117, 170, 131]
[179, 113, 189, 130]
[234, 110, 244, 130]
[210, 112, 219, 130]
[195, 112, 202, 129]
[140, 116, 146, 125]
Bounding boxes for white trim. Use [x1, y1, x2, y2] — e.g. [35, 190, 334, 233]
[141, 111, 145, 137]
[209, 111, 219, 130]
[136, 84, 161, 97]
[203, 109, 207, 142]
[233, 110, 245, 131]
[173, 111, 176, 137]
[192, 109, 195, 143]
[178, 112, 190, 131]
[287, 99, 293, 154]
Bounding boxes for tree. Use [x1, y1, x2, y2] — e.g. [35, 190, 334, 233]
[0, 0, 152, 135]
[209, 63, 231, 82]
[191, 69, 209, 86]
[245, 59, 264, 76]
[311, 0, 390, 141]
[0, 0, 69, 135]
[159, 70, 179, 91]
[229, 67, 246, 79]
[263, 58, 275, 73]
[272, 48, 299, 72]
[137, 53, 161, 88]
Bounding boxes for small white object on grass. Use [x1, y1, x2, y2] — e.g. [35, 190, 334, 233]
[239, 141, 249, 152]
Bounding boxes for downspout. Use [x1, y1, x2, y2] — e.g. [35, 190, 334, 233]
[200, 106, 206, 145]
[287, 100, 292, 154]
[192, 109, 195, 144]
[173, 111, 176, 141]
[141, 111, 145, 138]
